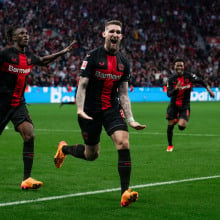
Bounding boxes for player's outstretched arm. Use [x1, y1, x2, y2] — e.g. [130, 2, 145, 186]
[206, 86, 215, 98]
[119, 82, 146, 130]
[40, 40, 77, 65]
[191, 73, 215, 99]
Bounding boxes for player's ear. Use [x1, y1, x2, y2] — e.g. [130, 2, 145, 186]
[120, 34, 123, 40]
[12, 33, 17, 42]
[102, 31, 106, 38]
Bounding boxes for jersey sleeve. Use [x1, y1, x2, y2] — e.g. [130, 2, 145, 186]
[29, 52, 44, 66]
[0, 50, 4, 65]
[167, 77, 178, 97]
[79, 51, 94, 78]
[189, 73, 207, 87]
[120, 58, 131, 82]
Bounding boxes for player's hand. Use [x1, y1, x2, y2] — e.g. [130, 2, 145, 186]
[175, 81, 182, 90]
[129, 121, 146, 130]
[64, 40, 77, 53]
[77, 110, 93, 120]
[209, 90, 215, 98]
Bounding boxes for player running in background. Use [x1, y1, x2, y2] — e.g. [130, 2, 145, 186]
[59, 79, 79, 108]
[0, 26, 76, 189]
[166, 58, 215, 152]
[54, 20, 146, 207]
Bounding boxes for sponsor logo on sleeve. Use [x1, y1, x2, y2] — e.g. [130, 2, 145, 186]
[81, 61, 88, 70]
[118, 64, 124, 71]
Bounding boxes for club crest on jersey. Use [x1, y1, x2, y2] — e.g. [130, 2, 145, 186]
[185, 79, 189, 83]
[81, 61, 88, 70]
[11, 57, 17, 63]
[118, 64, 124, 71]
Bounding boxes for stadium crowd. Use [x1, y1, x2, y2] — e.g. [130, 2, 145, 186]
[0, 0, 219, 87]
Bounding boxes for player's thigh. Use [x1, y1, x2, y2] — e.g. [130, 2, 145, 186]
[11, 104, 33, 132]
[166, 104, 178, 120]
[103, 107, 128, 136]
[179, 107, 190, 122]
[78, 114, 102, 145]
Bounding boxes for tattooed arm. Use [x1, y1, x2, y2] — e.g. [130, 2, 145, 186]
[119, 82, 146, 130]
[118, 81, 133, 120]
[76, 76, 93, 120]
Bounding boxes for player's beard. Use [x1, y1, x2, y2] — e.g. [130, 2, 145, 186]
[105, 39, 120, 55]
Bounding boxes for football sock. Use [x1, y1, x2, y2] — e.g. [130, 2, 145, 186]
[118, 149, 131, 195]
[178, 125, 186, 130]
[62, 144, 86, 160]
[167, 124, 174, 146]
[23, 139, 34, 180]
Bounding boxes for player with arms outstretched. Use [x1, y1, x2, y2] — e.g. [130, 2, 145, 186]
[0, 26, 75, 189]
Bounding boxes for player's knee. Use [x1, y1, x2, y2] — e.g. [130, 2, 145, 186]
[86, 152, 99, 161]
[23, 133, 35, 143]
[118, 140, 129, 150]
[178, 125, 186, 130]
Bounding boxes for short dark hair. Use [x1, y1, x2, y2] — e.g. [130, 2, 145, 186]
[6, 26, 22, 43]
[174, 58, 185, 65]
[105, 20, 122, 29]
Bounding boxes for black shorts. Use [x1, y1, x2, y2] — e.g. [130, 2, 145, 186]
[166, 104, 190, 121]
[0, 103, 33, 135]
[78, 107, 128, 145]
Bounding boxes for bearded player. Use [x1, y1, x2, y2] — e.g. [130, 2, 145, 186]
[54, 20, 146, 207]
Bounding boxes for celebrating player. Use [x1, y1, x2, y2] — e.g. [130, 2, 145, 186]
[54, 20, 146, 207]
[0, 26, 76, 190]
[166, 58, 215, 152]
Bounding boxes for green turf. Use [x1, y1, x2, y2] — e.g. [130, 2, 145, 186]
[0, 102, 219, 220]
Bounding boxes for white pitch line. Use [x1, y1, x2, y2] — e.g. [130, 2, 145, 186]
[129, 131, 220, 137]
[5, 128, 220, 137]
[31, 129, 220, 137]
[0, 175, 219, 208]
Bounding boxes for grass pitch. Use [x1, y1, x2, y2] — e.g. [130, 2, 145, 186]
[0, 102, 219, 220]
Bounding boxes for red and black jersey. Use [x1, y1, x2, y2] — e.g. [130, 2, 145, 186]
[167, 72, 207, 107]
[80, 46, 130, 112]
[0, 47, 43, 107]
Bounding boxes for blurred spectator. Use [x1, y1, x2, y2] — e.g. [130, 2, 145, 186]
[0, 0, 219, 87]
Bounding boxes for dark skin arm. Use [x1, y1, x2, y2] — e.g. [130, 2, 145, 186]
[191, 74, 215, 98]
[206, 86, 215, 98]
[39, 40, 76, 65]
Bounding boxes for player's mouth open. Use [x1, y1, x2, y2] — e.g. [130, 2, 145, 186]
[110, 38, 117, 45]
